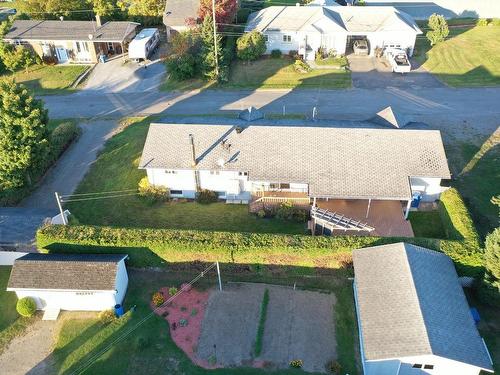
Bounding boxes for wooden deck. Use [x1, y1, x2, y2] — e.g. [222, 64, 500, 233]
[316, 199, 414, 237]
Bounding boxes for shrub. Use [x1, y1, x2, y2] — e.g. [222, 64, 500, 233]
[479, 228, 500, 306]
[477, 18, 489, 26]
[276, 201, 309, 222]
[293, 59, 311, 73]
[288, 50, 299, 59]
[168, 287, 178, 296]
[152, 291, 165, 307]
[257, 209, 266, 218]
[290, 359, 303, 368]
[138, 177, 170, 204]
[196, 189, 218, 204]
[426, 14, 449, 45]
[16, 297, 36, 317]
[191, 308, 198, 316]
[1, 45, 38, 72]
[99, 309, 116, 324]
[166, 53, 198, 80]
[48, 122, 80, 163]
[236, 31, 266, 62]
[270, 49, 282, 58]
[327, 360, 342, 374]
[490, 18, 500, 26]
[237, 8, 252, 23]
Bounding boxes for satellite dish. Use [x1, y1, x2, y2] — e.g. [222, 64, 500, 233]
[88, 34, 94, 40]
[217, 158, 225, 168]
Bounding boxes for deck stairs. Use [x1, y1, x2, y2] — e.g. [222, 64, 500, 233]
[42, 307, 61, 321]
[311, 206, 375, 232]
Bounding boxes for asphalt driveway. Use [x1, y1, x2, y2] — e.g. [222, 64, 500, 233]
[348, 55, 443, 89]
[83, 55, 165, 94]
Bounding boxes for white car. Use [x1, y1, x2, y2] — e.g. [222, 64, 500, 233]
[384, 48, 411, 74]
[353, 40, 369, 56]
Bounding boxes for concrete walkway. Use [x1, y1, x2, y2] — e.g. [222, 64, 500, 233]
[0, 319, 56, 375]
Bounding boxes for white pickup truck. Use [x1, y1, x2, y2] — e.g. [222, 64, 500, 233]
[384, 48, 411, 74]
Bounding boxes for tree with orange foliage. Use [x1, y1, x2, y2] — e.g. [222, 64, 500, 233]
[197, 0, 238, 26]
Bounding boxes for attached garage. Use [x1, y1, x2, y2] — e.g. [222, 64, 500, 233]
[7, 253, 129, 317]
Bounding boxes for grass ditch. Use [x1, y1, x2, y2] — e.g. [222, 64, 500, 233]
[254, 288, 270, 357]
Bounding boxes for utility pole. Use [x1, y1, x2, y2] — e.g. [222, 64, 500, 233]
[211, 0, 219, 78]
[55, 192, 67, 225]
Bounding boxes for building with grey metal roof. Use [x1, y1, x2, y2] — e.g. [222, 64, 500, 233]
[139, 123, 450, 201]
[353, 243, 493, 375]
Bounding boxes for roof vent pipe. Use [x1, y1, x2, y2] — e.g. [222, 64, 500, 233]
[189, 134, 197, 167]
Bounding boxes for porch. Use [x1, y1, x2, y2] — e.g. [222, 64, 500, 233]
[315, 199, 414, 237]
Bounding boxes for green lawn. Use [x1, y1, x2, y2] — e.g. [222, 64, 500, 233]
[50, 266, 359, 374]
[4, 64, 89, 95]
[67, 117, 306, 234]
[223, 58, 351, 89]
[415, 25, 500, 87]
[408, 211, 447, 239]
[0, 266, 36, 355]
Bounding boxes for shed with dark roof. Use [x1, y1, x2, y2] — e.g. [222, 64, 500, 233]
[7, 253, 129, 315]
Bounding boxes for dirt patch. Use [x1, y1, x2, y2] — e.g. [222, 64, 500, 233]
[197, 283, 337, 373]
[152, 286, 211, 368]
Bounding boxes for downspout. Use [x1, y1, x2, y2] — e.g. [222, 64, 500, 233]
[189, 134, 201, 193]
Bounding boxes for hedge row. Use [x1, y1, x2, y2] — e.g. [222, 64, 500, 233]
[36, 188, 484, 277]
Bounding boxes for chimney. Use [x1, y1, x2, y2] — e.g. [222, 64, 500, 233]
[189, 134, 197, 167]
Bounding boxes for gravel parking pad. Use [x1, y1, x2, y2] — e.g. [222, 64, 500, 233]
[196, 283, 337, 372]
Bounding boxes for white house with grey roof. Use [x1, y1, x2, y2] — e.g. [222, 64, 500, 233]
[245, 5, 421, 60]
[7, 253, 128, 319]
[139, 124, 450, 233]
[3, 20, 138, 64]
[353, 243, 493, 375]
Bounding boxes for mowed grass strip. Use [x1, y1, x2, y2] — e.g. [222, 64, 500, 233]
[67, 117, 306, 234]
[409, 211, 447, 239]
[416, 25, 500, 87]
[224, 58, 351, 89]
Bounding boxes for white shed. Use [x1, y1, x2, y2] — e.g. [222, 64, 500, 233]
[7, 253, 129, 317]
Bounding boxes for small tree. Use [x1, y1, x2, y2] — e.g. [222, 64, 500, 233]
[0, 80, 49, 190]
[199, 16, 223, 80]
[236, 31, 266, 62]
[479, 228, 500, 306]
[198, 0, 238, 25]
[426, 14, 449, 45]
[16, 297, 37, 317]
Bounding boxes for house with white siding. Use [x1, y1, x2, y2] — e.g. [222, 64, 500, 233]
[353, 243, 494, 375]
[139, 123, 451, 237]
[245, 5, 421, 60]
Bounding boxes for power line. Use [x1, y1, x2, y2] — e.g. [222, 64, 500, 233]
[69, 262, 218, 375]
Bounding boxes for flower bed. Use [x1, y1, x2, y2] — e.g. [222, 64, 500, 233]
[151, 286, 212, 367]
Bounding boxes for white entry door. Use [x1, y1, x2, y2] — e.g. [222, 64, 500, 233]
[55, 47, 68, 63]
[74, 41, 91, 62]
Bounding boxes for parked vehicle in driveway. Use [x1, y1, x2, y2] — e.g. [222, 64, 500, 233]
[128, 28, 160, 61]
[385, 48, 411, 73]
[353, 40, 369, 55]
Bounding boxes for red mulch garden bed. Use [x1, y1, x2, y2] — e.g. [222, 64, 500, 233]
[151, 284, 213, 368]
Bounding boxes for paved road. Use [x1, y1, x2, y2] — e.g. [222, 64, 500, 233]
[42, 86, 500, 122]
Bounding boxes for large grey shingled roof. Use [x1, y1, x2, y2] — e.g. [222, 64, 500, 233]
[7, 253, 127, 291]
[353, 243, 493, 371]
[246, 5, 421, 34]
[3, 20, 139, 42]
[139, 124, 451, 200]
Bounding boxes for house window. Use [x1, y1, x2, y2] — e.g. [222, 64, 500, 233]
[424, 365, 434, 370]
[264, 34, 269, 42]
[238, 172, 248, 176]
[210, 171, 220, 175]
[165, 170, 177, 174]
[108, 42, 114, 51]
[216, 191, 225, 197]
[412, 364, 422, 368]
[283, 35, 292, 43]
[76, 291, 94, 296]
[170, 190, 182, 195]
[280, 183, 290, 189]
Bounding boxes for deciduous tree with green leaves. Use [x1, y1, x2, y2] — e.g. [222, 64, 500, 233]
[20, 0, 90, 20]
[119, 0, 164, 18]
[0, 80, 49, 190]
[236, 31, 266, 62]
[426, 13, 449, 45]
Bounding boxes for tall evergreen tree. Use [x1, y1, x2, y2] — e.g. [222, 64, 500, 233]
[199, 16, 223, 80]
[0, 80, 49, 190]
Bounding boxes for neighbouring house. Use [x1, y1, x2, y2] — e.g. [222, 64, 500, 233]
[163, 0, 199, 41]
[245, 5, 421, 60]
[7, 253, 129, 319]
[0, 7, 16, 21]
[3, 20, 139, 64]
[139, 124, 451, 236]
[352, 243, 494, 375]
